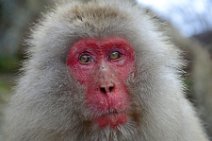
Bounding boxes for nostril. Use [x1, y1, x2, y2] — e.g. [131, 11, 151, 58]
[109, 86, 114, 92]
[100, 87, 107, 94]
[99, 85, 115, 94]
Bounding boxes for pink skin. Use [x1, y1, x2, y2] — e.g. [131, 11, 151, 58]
[66, 37, 135, 128]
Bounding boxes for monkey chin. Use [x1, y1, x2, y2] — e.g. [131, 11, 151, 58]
[95, 112, 128, 129]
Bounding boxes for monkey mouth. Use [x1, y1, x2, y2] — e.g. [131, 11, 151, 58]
[95, 109, 128, 129]
[102, 109, 119, 116]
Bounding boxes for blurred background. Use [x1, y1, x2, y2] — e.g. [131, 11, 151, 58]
[0, 0, 211, 139]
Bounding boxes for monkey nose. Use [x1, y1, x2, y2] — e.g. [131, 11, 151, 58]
[99, 83, 115, 95]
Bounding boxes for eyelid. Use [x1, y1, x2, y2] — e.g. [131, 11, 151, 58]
[110, 47, 124, 54]
[80, 50, 91, 54]
[78, 51, 94, 58]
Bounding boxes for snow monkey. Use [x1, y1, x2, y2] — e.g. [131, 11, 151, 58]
[3, 0, 209, 141]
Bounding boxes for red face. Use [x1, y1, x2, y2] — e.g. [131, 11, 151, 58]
[66, 37, 135, 128]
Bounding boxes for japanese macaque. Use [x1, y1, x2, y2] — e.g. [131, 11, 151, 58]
[3, 0, 209, 141]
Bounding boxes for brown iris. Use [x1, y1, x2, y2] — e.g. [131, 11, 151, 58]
[109, 51, 121, 60]
[79, 54, 92, 64]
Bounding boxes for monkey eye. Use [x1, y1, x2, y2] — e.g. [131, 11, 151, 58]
[109, 51, 122, 60]
[79, 53, 93, 64]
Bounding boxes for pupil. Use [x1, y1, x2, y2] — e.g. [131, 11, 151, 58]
[79, 54, 91, 64]
[82, 56, 89, 62]
[110, 51, 120, 59]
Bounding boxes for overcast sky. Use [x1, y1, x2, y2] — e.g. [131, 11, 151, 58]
[137, 0, 212, 36]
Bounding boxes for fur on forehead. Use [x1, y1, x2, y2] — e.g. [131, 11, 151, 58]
[28, 0, 182, 72]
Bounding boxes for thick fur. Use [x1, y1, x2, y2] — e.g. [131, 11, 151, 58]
[3, 0, 209, 141]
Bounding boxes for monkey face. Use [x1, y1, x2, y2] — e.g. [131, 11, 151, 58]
[66, 37, 135, 129]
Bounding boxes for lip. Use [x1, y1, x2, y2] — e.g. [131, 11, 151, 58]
[95, 110, 128, 128]
[101, 109, 120, 116]
[96, 108, 127, 118]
